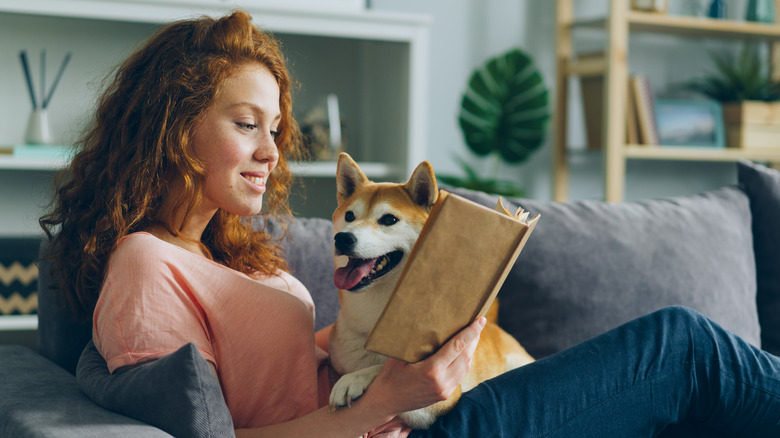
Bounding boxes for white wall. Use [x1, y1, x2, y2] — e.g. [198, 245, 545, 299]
[371, 0, 751, 201]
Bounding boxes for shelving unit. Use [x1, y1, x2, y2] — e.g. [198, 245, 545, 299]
[0, 1, 430, 331]
[0, 1, 430, 230]
[554, 0, 780, 202]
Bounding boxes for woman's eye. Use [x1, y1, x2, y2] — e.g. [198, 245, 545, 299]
[270, 131, 280, 139]
[236, 122, 257, 130]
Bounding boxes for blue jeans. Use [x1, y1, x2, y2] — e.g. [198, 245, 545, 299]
[410, 306, 780, 437]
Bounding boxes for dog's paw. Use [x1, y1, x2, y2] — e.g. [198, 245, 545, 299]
[329, 365, 383, 410]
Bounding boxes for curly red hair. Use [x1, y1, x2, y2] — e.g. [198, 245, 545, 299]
[40, 11, 304, 320]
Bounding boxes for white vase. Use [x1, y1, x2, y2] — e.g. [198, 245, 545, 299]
[24, 109, 52, 145]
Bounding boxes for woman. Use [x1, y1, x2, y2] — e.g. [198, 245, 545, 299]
[41, 11, 780, 438]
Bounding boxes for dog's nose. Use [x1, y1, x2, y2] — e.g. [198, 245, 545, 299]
[334, 232, 357, 254]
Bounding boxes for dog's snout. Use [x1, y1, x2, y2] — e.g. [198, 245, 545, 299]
[334, 232, 357, 254]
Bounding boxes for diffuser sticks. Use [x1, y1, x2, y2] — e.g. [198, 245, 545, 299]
[19, 50, 71, 110]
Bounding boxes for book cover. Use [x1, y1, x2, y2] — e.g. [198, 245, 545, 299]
[630, 75, 659, 145]
[364, 191, 539, 363]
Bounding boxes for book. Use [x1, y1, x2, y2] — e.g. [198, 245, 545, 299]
[364, 191, 539, 363]
[630, 75, 659, 145]
[626, 78, 640, 145]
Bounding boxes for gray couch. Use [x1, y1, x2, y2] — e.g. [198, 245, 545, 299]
[1, 160, 778, 437]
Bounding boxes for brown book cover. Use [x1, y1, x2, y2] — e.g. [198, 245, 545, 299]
[364, 190, 539, 363]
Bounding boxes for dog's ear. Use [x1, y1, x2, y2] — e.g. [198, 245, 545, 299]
[336, 153, 369, 202]
[404, 161, 438, 209]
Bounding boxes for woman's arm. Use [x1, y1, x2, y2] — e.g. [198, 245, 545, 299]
[235, 317, 486, 438]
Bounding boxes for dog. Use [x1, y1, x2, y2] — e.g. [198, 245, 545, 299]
[328, 152, 534, 429]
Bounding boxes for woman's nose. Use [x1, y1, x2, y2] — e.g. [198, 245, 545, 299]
[255, 133, 279, 164]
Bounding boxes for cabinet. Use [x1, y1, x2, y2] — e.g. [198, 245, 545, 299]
[554, 0, 780, 202]
[0, 1, 429, 332]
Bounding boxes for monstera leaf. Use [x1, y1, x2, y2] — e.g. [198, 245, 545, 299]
[458, 48, 550, 163]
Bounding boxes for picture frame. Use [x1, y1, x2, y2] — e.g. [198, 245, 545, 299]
[653, 99, 726, 148]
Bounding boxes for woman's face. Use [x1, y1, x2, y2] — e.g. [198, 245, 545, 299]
[191, 63, 281, 218]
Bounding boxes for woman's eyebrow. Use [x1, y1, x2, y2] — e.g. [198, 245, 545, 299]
[227, 102, 281, 121]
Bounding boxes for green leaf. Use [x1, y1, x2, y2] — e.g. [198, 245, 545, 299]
[458, 48, 550, 164]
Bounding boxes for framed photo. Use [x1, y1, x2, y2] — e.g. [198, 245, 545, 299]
[653, 99, 726, 148]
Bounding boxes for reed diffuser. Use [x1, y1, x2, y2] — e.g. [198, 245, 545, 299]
[19, 49, 71, 145]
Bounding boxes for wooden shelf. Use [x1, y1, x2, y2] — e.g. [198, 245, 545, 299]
[572, 11, 780, 41]
[554, 1, 780, 202]
[625, 145, 780, 162]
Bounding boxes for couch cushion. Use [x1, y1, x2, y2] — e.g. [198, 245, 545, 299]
[448, 186, 759, 359]
[0, 345, 170, 438]
[737, 160, 780, 355]
[257, 215, 339, 331]
[76, 341, 234, 438]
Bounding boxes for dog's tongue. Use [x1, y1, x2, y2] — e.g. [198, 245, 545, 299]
[334, 257, 377, 290]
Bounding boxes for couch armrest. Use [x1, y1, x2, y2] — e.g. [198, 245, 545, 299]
[0, 345, 171, 438]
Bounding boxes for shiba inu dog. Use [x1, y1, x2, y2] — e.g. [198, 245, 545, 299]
[328, 153, 534, 429]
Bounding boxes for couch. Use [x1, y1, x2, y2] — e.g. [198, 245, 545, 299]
[1, 160, 778, 437]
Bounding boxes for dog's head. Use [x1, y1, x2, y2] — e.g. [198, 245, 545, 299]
[332, 153, 438, 293]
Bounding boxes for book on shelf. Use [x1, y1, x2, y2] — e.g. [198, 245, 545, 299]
[364, 191, 539, 363]
[625, 78, 640, 145]
[630, 75, 659, 145]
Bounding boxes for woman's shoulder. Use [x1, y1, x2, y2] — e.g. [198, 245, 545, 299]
[109, 232, 187, 271]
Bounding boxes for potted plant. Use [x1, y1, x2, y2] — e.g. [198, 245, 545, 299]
[681, 43, 780, 149]
[438, 48, 550, 197]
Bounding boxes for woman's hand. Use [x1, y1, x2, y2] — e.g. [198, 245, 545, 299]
[367, 316, 486, 415]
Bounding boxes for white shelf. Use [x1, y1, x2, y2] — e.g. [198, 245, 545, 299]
[0, 1, 431, 41]
[290, 161, 397, 178]
[0, 315, 38, 331]
[0, 155, 398, 179]
[0, 155, 68, 171]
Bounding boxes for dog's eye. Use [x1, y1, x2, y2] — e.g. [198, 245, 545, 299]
[378, 214, 399, 226]
[345, 211, 355, 222]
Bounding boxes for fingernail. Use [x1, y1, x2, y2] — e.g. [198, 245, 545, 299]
[478, 317, 487, 328]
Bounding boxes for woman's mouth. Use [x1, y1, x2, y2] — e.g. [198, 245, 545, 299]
[245, 175, 264, 185]
[242, 173, 266, 191]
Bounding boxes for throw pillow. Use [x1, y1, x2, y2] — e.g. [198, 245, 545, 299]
[76, 341, 234, 437]
[737, 160, 780, 355]
[255, 215, 340, 331]
[448, 186, 759, 359]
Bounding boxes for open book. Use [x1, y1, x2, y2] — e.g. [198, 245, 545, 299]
[364, 190, 539, 363]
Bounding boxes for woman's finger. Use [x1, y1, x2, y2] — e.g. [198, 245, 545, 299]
[431, 317, 486, 366]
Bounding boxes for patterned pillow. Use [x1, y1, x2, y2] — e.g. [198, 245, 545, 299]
[0, 237, 40, 316]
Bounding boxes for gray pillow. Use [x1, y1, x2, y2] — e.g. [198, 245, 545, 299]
[737, 160, 780, 355]
[256, 215, 339, 331]
[448, 186, 760, 359]
[76, 341, 234, 438]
